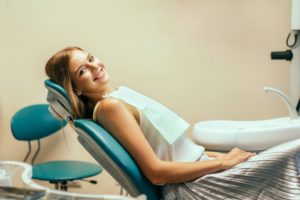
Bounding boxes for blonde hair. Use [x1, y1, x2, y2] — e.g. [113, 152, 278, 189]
[45, 47, 94, 119]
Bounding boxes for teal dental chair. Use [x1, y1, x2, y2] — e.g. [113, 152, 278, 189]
[11, 104, 102, 191]
[44, 79, 162, 200]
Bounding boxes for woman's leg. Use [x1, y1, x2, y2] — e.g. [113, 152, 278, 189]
[163, 138, 300, 200]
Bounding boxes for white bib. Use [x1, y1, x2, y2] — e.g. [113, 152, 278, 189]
[105, 86, 190, 144]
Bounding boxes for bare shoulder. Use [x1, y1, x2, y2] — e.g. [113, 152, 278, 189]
[98, 98, 126, 116]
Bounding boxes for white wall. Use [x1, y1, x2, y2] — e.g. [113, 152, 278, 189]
[0, 0, 291, 194]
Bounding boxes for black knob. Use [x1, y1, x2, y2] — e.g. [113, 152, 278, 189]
[271, 50, 293, 61]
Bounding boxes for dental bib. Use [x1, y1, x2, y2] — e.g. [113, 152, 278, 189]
[105, 86, 190, 144]
[104, 86, 204, 162]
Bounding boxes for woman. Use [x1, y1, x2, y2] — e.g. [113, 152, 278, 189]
[45, 47, 300, 199]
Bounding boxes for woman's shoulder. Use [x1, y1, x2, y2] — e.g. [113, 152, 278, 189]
[99, 97, 124, 110]
[93, 98, 125, 120]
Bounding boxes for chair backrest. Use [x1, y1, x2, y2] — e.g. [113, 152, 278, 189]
[44, 79, 162, 200]
[11, 104, 64, 141]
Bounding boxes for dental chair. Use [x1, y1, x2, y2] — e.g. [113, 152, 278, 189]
[44, 79, 162, 200]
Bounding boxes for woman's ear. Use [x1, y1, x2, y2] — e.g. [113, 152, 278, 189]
[74, 89, 82, 96]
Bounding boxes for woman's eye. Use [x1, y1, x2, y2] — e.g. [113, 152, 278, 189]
[79, 68, 85, 76]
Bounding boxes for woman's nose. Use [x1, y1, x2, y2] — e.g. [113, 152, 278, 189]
[89, 64, 101, 76]
[87, 62, 99, 70]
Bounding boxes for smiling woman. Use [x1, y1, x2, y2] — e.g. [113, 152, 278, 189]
[45, 47, 300, 200]
[45, 47, 112, 119]
[68, 50, 112, 101]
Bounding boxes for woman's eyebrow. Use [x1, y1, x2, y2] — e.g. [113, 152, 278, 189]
[86, 53, 91, 60]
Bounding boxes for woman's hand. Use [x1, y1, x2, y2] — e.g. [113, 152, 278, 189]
[219, 148, 256, 170]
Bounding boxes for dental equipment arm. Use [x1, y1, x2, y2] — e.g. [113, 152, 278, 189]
[263, 86, 298, 119]
[271, 0, 300, 103]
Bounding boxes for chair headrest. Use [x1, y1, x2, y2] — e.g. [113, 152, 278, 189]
[44, 79, 73, 121]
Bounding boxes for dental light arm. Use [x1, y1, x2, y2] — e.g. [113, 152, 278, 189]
[263, 86, 298, 119]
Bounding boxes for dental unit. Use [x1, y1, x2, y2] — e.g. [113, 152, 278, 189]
[192, 0, 300, 152]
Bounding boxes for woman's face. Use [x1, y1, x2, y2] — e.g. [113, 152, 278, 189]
[68, 50, 111, 97]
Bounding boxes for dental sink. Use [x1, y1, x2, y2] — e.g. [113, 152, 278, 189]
[192, 87, 300, 152]
[192, 117, 300, 151]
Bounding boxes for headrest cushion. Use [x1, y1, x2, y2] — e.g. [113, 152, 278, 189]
[44, 79, 73, 121]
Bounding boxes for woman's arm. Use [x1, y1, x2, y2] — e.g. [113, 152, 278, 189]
[205, 151, 226, 158]
[96, 98, 254, 185]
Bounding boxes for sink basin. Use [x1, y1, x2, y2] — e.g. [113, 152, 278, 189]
[192, 117, 300, 151]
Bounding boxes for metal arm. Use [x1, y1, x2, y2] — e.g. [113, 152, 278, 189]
[263, 86, 298, 119]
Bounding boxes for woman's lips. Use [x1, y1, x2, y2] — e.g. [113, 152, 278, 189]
[94, 68, 105, 81]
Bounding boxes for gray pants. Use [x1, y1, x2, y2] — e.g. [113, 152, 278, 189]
[163, 139, 300, 200]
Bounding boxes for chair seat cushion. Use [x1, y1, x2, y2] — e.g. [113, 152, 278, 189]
[32, 160, 102, 182]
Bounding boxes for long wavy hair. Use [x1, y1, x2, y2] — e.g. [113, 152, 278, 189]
[45, 46, 94, 119]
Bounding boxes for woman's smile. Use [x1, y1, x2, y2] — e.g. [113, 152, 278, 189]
[94, 67, 105, 81]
